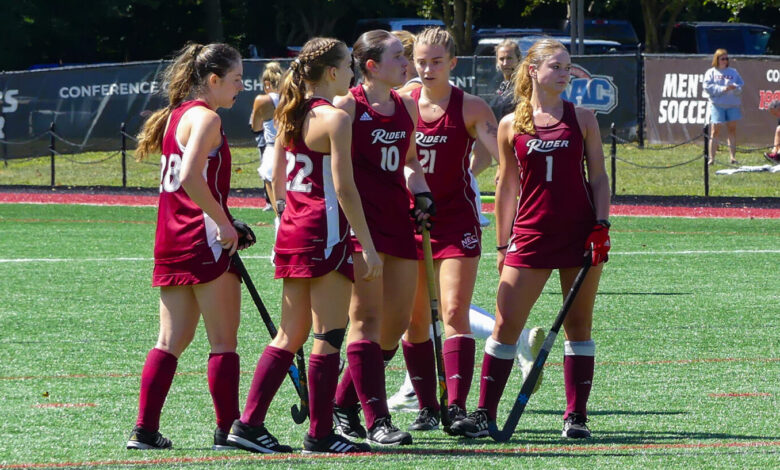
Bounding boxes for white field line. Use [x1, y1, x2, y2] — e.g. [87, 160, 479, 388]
[1, 250, 779, 263]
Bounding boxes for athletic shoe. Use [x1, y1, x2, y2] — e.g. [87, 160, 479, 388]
[408, 406, 440, 431]
[212, 428, 235, 451]
[449, 408, 490, 438]
[765, 152, 780, 164]
[517, 327, 546, 395]
[366, 416, 413, 446]
[302, 432, 371, 454]
[562, 412, 591, 439]
[126, 426, 172, 450]
[443, 404, 467, 435]
[333, 404, 367, 439]
[387, 383, 418, 412]
[226, 419, 293, 453]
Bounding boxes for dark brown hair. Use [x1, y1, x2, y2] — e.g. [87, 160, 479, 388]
[353, 30, 395, 78]
[136, 42, 241, 161]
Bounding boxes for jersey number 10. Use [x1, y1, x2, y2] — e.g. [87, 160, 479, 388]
[380, 146, 400, 172]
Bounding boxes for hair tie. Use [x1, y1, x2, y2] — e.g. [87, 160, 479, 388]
[192, 44, 204, 59]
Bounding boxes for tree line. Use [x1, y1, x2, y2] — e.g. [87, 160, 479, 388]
[1, 0, 777, 71]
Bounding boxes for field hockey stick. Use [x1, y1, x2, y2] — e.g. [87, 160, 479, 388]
[422, 228, 451, 426]
[488, 251, 592, 442]
[231, 253, 309, 424]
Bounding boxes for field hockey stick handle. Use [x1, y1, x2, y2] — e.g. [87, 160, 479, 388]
[550, 253, 592, 334]
[231, 253, 278, 338]
[422, 228, 450, 426]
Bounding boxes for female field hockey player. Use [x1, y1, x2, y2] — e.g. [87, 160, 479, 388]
[330, 30, 432, 446]
[250, 61, 283, 217]
[127, 42, 254, 451]
[401, 27, 502, 433]
[451, 38, 610, 439]
[227, 37, 381, 455]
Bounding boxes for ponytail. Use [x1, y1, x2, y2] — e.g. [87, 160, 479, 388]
[136, 42, 240, 160]
[511, 38, 568, 136]
[275, 37, 346, 146]
[512, 60, 535, 135]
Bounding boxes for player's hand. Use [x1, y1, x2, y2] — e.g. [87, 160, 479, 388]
[411, 192, 436, 234]
[585, 223, 610, 265]
[217, 221, 239, 256]
[233, 219, 256, 250]
[361, 250, 383, 281]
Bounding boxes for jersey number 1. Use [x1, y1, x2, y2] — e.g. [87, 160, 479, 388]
[545, 155, 553, 182]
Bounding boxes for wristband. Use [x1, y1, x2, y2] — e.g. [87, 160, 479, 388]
[496, 244, 509, 251]
[276, 199, 286, 215]
[596, 219, 611, 229]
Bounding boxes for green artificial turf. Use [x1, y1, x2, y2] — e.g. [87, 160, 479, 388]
[0, 203, 778, 468]
[1, 143, 778, 198]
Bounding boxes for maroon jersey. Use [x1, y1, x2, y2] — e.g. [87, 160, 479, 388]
[275, 98, 350, 259]
[511, 100, 595, 236]
[154, 100, 233, 265]
[350, 85, 416, 259]
[411, 86, 481, 253]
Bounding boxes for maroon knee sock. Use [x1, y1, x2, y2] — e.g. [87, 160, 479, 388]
[347, 340, 388, 429]
[477, 353, 514, 420]
[207, 352, 240, 432]
[136, 348, 178, 432]
[442, 336, 475, 409]
[564, 355, 594, 419]
[402, 339, 439, 410]
[240, 346, 294, 426]
[307, 352, 340, 439]
[334, 368, 359, 408]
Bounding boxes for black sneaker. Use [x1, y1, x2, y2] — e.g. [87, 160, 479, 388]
[562, 412, 591, 439]
[212, 427, 235, 451]
[450, 408, 490, 438]
[333, 404, 367, 439]
[126, 426, 172, 450]
[302, 432, 372, 454]
[408, 406, 440, 431]
[443, 404, 467, 435]
[765, 152, 780, 164]
[226, 419, 293, 453]
[366, 416, 413, 446]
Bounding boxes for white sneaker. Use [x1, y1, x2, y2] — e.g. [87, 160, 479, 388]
[516, 327, 545, 394]
[387, 373, 418, 412]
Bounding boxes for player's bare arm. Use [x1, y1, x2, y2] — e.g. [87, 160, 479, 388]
[576, 106, 610, 220]
[495, 115, 520, 272]
[326, 108, 383, 281]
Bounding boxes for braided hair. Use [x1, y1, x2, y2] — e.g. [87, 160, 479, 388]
[275, 37, 348, 146]
[136, 42, 240, 161]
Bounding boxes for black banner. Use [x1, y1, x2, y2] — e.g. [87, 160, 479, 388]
[1, 56, 639, 159]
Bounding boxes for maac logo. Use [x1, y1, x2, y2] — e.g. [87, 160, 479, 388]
[562, 65, 618, 114]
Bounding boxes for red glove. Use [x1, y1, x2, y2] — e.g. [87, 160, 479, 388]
[585, 223, 610, 265]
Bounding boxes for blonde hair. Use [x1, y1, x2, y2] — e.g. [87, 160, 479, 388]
[415, 27, 457, 58]
[496, 39, 521, 61]
[262, 61, 283, 90]
[711, 48, 728, 68]
[392, 30, 416, 62]
[512, 38, 568, 135]
[136, 42, 240, 161]
[275, 37, 347, 146]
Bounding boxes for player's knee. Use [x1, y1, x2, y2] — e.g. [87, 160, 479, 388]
[313, 328, 346, 350]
